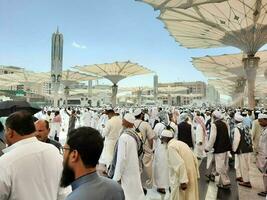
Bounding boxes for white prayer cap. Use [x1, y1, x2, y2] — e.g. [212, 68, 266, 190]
[161, 130, 174, 138]
[242, 111, 248, 115]
[179, 113, 188, 122]
[133, 108, 142, 116]
[258, 113, 267, 119]
[234, 113, 244, 122]
[213, 110, 222, 119]
[123, 113, 135, 124]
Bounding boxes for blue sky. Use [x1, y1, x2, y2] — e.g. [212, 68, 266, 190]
[0, 0, 250, 87]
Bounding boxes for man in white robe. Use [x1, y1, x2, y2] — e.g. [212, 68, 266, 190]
[81, 108, 92, 127]
[153, 112, 171, 194]
[99, 109, 122, 169]
[113, 113, 145, 200]
[161, 129, 199, 200]
[193, 115, 206, 159]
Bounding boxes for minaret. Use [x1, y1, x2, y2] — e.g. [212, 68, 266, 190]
[51, 27, 63, 107]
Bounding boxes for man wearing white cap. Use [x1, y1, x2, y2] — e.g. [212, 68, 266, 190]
[133, 108, 155, 194]
[161, 130, 199, 200]
[252, 112, 263, 154]
[232, 113, 253, 188]
[256, 113, 267, 197]
[205, 110, 232, 189]
[113, 113, 145, 200]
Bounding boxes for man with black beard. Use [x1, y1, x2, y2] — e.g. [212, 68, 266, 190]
[60, 127, 125, 200]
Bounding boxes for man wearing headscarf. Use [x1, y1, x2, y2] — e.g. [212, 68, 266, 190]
[193, 114, 207, 159]
[161, 129, 199, 200]
[178, 113, 193, 148]
[232, 113, 253, 188]
[205, 110, 232, 189]
[133, 108, 155, 194]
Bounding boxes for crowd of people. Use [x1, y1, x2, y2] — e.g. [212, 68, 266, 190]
[0, 105, 266, 200]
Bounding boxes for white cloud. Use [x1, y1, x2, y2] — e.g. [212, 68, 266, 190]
[72, 41, 87, 49]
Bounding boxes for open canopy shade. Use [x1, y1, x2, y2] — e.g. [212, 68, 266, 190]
[138, 0, 226, 9]
[208, 77, 266, 97]
[61, 70, 98, 86]
[142, 0, 267, 55]
[192, 51, 267, 79]
[75, 61, 153, 84]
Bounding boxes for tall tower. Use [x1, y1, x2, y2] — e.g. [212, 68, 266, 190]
[51, 27, 63, 107]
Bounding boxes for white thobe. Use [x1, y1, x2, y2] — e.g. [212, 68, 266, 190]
[99, 116, 122, 167]
[0, 137, 70, 200]
[195, 124, 206, 158]
[91, 112, 99, 129]
[97, 114, 109, 135]
[153, 123, 170, 188]
[113, 133, 145, 200]
[81, 111, 91, 127]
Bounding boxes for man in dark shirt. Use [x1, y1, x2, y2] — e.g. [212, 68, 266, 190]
[60, 127, 124, 200]
[35, 119, 62, 150]
[65, 109, 77, 137]
[178, 113, 193, 148]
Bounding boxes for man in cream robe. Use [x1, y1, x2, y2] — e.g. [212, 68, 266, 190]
[133, 108, 155, 192]
[161, 130, 199, 200]
[99, 109, 122, 168]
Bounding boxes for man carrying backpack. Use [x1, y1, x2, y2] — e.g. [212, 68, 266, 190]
[133, 108, 155, 195]
[112, 113, 145, 200]
[232, 113, 253, 188]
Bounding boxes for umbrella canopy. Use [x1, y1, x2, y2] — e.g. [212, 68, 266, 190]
[74, 61, 153, 107]
[0, 101, 41, 117]
[139, 0, 226, 9]
[142, 0, 267, 55]
[193, 51, 266, 99]
[74, 61, 153, 84]
[192, 51, 267, 79]
[141, 0, 267, 108]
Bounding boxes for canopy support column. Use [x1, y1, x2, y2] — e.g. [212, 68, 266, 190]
[243, 57, 259, 109]
[168, 93, 172, 106]
[232, 77, 246, 107]
[87, 80, 93, 98]
[137, 89, 142, 106]
[111, 84, 118, 107]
